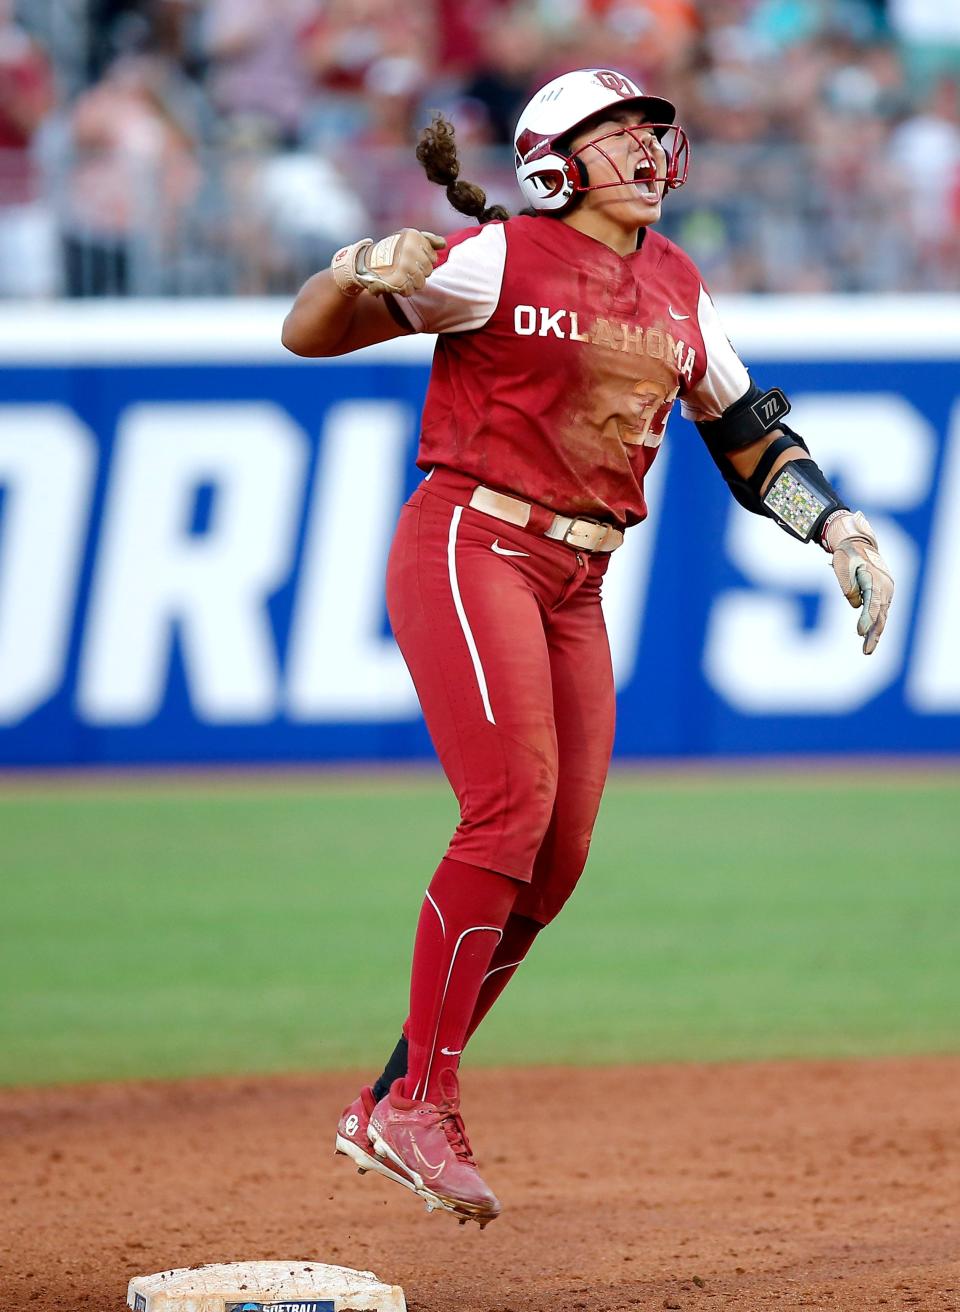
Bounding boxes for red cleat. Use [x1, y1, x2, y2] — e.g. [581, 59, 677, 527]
[335, 1086, 419, 1196]
[367, 1073, 501, 1226]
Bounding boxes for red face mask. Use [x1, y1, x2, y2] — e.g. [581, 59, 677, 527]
[566, 122, 690, 196]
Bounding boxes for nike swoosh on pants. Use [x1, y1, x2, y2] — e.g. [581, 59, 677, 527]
[491, 538, 529, 557]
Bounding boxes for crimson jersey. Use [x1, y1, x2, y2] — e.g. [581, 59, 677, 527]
[387, 214, 751, 528]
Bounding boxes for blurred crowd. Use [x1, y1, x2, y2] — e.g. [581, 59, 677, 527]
[1, 0, 959, 298]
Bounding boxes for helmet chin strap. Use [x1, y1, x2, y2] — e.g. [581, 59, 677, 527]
[566, 166, 663, 212]
[568, 151, 590, 198]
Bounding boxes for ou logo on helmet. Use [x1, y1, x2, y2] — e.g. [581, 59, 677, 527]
[595, 70, 639, 98]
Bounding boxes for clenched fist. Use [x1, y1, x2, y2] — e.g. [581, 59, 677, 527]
[331, 229, 446, 298]
[821, 510, 894, 655]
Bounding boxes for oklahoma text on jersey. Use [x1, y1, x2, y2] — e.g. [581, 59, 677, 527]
[512, 304, 697, 382]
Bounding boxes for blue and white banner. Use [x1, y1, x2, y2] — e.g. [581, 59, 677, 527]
[1, 297, 958, 765]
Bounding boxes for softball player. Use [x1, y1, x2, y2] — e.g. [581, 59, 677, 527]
[283, 67, 894, 1228]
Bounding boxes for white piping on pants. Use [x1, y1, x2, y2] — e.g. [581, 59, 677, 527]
[425, 889, 445, 936]
[447, 505, 496, 725]
[481, 959, 523, 983]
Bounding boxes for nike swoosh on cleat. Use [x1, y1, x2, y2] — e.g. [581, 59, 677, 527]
[412, 1141, 446, 1180]
[491, 539, 529, 557]
[668, 306, 689, 320]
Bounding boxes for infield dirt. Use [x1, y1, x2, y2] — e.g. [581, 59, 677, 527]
[2, 1057, 958, 1312]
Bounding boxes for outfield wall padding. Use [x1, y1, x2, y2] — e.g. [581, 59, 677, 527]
[1, 297, 958, 763]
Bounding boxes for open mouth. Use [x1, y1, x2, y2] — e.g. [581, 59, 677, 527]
[632, 156, 660, 202]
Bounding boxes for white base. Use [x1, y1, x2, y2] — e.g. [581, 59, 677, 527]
[126, 1261, 405, 1312]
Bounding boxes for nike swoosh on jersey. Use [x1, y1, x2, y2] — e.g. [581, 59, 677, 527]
[491, 539, 529, 557]
[668, 305, 689, 320]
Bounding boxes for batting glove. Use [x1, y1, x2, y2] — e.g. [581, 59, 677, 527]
[820, 510, 894, 656]
[331, 228, 446, 298]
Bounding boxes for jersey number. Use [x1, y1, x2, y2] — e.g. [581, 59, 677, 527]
[619, 381, 679, 449]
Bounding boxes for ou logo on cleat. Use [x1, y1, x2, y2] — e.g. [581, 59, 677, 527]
[345, 1114, 360, 1137]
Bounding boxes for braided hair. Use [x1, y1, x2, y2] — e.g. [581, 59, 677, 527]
[416, 112, 513, 223]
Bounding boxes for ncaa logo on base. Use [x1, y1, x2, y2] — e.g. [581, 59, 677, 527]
[225, 1302, 335, 1311]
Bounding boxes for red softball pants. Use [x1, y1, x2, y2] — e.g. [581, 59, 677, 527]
[385, 469, 617, 925]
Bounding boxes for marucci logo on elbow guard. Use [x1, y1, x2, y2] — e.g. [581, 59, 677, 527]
[751, 388, 790, 427]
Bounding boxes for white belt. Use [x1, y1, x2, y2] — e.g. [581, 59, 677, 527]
[468, 485, 624, 553]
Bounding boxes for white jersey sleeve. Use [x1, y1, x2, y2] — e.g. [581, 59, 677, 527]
[680, 284, 751, 421]
[388, 223, 507, 334]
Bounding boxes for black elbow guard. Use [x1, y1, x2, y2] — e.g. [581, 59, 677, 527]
[696, 381, 792, 455]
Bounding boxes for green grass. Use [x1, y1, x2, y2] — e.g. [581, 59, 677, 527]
[1, 768, 958, 1086]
